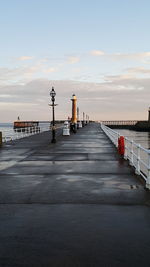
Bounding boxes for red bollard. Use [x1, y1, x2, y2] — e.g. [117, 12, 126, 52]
[118, 136, 125, 156]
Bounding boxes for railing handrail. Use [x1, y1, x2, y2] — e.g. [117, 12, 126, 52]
[125, 137, 150, 153]
[2, 123, 64, 143]
[2, 125, 50, 143]
[101, 123, 150, 189]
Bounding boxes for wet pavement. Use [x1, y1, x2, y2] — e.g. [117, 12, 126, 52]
[0, 123, 150, 266]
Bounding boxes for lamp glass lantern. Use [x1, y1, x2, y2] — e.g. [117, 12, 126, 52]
[50, 87, 56, 99]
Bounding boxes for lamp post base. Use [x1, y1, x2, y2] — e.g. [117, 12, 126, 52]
[51, 129, 56, 143]
[70, 123, 77, 133]
[51, 139, 56, 143]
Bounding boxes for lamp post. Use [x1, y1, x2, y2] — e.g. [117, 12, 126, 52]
[50, 87, 56, 143]
[82, 112, 85, 127]
[148, 107, 150, 122]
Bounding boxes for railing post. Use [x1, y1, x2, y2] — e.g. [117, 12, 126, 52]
[25, 127, 28, 137]
[21, 128, 23, 138]
[129, 140, 134, 166]
[124, 138, 127, 160]
[146, 151, 150, 189]
[22, 128, 25, 138]
[117, 133, 120, 147]
[135, 144, 141, 175]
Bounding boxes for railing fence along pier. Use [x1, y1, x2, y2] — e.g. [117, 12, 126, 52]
[101, 123, 150, 189]
[2, 125, 51, 143]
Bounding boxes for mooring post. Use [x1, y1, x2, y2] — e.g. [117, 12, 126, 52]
[63, 121, 70, 136]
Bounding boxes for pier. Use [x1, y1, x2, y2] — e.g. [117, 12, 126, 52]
[102, 108, 150, 131]
[102, 120, 150, 131]
[0, 123, 150, 266]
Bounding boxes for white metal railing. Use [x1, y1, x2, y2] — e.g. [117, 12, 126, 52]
[2, 125, 50, 143]
[2, 123, 64, 143]
[101, 123, 120, 146]
[101, 123, 150, 189]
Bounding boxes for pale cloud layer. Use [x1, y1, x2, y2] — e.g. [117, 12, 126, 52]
[0, 71, 150, 122]
[67, 56, 80, 64]
[90, 50, 150, 63]
[44, 67, 58, 73]
[90, 50, 105, 56]
[18, 56, 33, 61]
[1, 51, 150, 122]
[126, 67, 150, 74]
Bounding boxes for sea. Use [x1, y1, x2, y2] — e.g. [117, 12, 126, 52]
[113, 128, 150, 177]
[115, 129, 150, 150]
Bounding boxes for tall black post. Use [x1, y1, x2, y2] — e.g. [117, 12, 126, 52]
[50, 87, 57, 143]
[51, 98, 56, 143]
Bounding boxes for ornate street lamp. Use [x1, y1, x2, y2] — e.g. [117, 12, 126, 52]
[50, 86, 57, 143]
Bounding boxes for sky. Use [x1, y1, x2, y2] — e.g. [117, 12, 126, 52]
[1, 0, 150, 122]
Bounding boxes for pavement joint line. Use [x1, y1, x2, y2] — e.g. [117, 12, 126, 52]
[0, 203, 148, 206]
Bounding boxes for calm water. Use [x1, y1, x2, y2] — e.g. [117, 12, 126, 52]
[115, 129, 150, 150]
[115, 129, 150, 177]
[0, 123, 14, 140]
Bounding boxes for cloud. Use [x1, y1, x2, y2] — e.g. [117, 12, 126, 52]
[111, 52, 150, 62]
[2, 50, 150, 121]
[18, 56, 33, 61]
[67, 56, 80, 64]
[90, 50, 105, 56]
[0, 76, 150, 121]
[44, 67, 58, 73]
[0, 94, 12, 98]
[0, 63, 58, 85]
[0, 75, 149, 102]
[0, 67, 27, 85]
[126, 67, 150, 74]
[90, 50, 150, 63]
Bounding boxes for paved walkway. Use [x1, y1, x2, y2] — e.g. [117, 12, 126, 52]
[0, 123, 150, 266]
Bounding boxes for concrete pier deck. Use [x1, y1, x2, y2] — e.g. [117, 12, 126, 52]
[0, 123, 150, 266]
